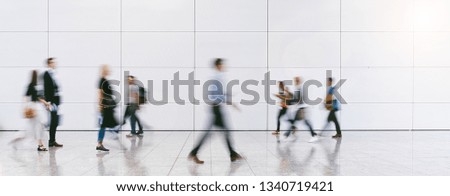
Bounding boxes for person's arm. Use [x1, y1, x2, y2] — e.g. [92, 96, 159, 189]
[43, 72, 52, 103]
[98, 89, 103, 112]
[132, 87, 139, 108]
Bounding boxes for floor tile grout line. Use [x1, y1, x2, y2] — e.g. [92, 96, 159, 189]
[167, 131, 192, 176]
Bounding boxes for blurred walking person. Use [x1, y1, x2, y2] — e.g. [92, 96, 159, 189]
[273, 81, 289, 135]
[323, 77, 341, 138]
[43, 58, 63, 147]
[10, 70, 50, 151]
[96, 65, 119, 151]
[284, 77, 318, 143]
[188, 58, 242, 164]
[123, 75, 143, 137]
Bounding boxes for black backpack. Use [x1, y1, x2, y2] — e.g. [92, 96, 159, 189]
[138, 86, 147, 105]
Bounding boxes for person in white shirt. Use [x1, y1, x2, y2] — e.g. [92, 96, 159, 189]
[188, 58, 242, 164]
[284, 77, 319, 143]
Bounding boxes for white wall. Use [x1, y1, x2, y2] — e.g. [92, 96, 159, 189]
[0, 0, 449, 131]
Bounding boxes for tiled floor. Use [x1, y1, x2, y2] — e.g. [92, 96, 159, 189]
[0, 130, 449, 176]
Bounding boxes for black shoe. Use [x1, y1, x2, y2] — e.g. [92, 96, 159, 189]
[49, 142, 63, 147]
[332, 134, 342, 138]
[230, 153, 243, 162]
[96, 145, 109, 151]
[37, 145, 48, 151]
[137, 130, 144, 135]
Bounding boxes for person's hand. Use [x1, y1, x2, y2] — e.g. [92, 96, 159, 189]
[44, 102, 51, 110]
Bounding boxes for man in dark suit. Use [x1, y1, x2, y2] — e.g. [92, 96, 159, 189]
[43, 57, 63, 147]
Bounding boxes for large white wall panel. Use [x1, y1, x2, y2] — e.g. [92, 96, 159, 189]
[269, 0, 340, 31]
[196, 0, 266, 31]
[342, 0, 413, 31]
[196, 32, 266, 68]
[414, 68, 450, 103]
[341, 68, 413, 103]
[49, 32, 121, 67]
[341, 103, 413, 130]
[415, 32, 450, 67]
[341, 32, 413, 67]
[122, 32, 194, 67]
[1, 0, 450, 131]
[122, 0, 194, 31]
[269, 32, 340, 68]
[49, 0, 120, 31]
[0, 33, 47, 67]
[0, 0, 47, 31]
[413, 104, 450, 129]
[415, 0, 450, 31]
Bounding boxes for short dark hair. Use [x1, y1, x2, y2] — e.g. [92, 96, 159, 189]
[46, 57, 54, 65]
[214, 58, 223, 67]
[327, 77, 333, 83]
[128, 75, 135, 79]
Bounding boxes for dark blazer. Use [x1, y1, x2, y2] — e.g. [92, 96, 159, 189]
[43, 71, 61, 105]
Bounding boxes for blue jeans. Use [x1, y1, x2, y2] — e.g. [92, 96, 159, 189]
[98, 127, 105, 142]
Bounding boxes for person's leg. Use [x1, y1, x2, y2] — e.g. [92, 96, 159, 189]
[135, 112, 143, 133]
[189, 130, 210, 156]
[276, 108, 287, 132]
[49, 111, 57, 145]
[122, 105, 130, 125]
[189, 105, 216, 164]
[276, 109, 283, 131]
[33, 116, 47, 150]
[330, 110, 341, 136]
[130, 114, 137, 134]
[98, 127, 106, 144]
[304, 119, 316, 137]
[96, 127, 109, 151]
[284, 108, 300, 137]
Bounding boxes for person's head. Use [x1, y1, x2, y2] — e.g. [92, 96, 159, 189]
[327, 77, 333, 87]
[294, 76, 301, 86]
[47, 57, 56, 69]
[278, 81, 285, 90]
[128, 75, 135, 85]
[101, 64, 110, 77]
[214, 58, 224, 71]
[30, 70, 38, 86]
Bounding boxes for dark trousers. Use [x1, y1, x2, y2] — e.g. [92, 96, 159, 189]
[327, 110, 341, 135]
[276, 107, 287, 131]
[49, 110, 58, 143]
[123, 104, 142, 133]
[285, 108, 316, 137]
[190, 105, 237, 156]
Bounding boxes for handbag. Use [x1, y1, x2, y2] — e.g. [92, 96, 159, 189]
[24, 107, 36, 118]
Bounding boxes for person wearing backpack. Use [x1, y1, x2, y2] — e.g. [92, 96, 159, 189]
[123, 75, 144, 137]
[323, 77, 341, 138]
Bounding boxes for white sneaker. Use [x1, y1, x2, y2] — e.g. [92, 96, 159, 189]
[308, 136, 319, 143]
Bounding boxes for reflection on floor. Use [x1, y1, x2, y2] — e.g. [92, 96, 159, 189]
[0, 131, 448, 176]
